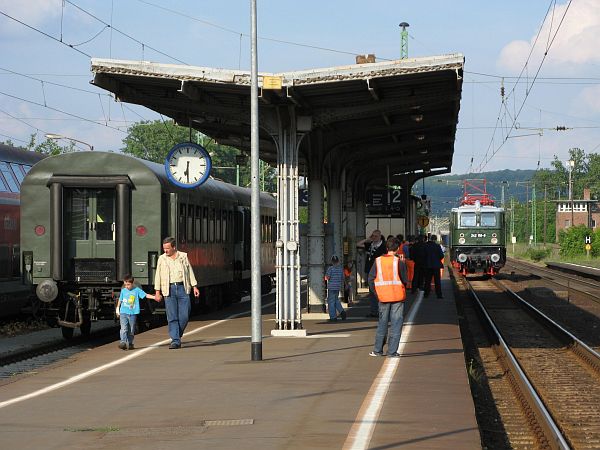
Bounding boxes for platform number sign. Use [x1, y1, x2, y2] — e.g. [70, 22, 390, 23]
[299, 189, 309, 206]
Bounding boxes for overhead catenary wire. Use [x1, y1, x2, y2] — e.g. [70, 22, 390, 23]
[475, 0, 573, 173]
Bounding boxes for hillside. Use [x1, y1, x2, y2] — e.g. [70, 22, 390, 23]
[415, 169, 537, 215]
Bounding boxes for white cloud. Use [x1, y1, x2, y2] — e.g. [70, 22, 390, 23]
[498, 0, 600, 72]
[575, 85, 600, 114]
[0, 0, 62, 33]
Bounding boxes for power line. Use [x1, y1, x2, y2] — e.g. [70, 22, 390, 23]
[476, 0, 573, 173]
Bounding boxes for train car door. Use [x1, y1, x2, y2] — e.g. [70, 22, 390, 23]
[64, 188, 116, 260]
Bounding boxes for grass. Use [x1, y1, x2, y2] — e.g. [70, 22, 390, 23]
[508, 242, 600, 268]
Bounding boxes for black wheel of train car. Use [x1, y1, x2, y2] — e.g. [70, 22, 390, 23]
[80, 316, 92, 337]
[61, 325, 74, 340]
[261, 276, 273, 295]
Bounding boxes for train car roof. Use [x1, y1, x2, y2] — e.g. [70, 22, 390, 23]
[0, 144, 46, 165]
[21, 151, 275, 207]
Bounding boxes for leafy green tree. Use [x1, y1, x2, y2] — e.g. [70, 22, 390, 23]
[121, 120, 277, 192]
[1, 134, 74, 155]
[558, 225, 593, 257]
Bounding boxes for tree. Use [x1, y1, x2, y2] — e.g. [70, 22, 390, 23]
[1, 134, 74, 155]
[121, 120, 278, 192]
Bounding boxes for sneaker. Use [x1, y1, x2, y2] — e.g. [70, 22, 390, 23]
[128, 344, 135, 350]
[169, 342, 181, 349]
[327, 318, 338, 323]
[369, 351, 384, 357]
[118, 342, 127, 350]
[388, 352, 401, 358]
[340, 311, 347, 320]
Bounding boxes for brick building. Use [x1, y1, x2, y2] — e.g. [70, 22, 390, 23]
[555, 188, 600, 239]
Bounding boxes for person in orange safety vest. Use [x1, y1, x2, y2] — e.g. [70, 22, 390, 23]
[368, 237, 408, 357]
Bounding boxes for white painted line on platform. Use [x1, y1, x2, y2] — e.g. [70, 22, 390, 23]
[305, 333, 352, 338]
[342, 292, 424, 450]
[0, 301, 275, 410]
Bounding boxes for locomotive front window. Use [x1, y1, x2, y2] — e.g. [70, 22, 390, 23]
[480, 213, 497, 227]
[459, 213, 476, 227]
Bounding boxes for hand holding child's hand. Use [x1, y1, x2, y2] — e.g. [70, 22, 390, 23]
[115, 308, 120, 318]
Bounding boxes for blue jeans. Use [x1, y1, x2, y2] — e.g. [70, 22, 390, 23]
[368, 286, 379, 315]
[165, 284, 191, 345]
[373, 301, 405, 355]
[327, 289, 344, 319]
[119, 313, 137, 345]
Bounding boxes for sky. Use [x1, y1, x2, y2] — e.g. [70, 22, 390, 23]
[1, 0, 599, 175]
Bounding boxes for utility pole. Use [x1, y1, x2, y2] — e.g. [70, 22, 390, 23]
[543, 184, 547, 245]
[567, 159, 575, 228]
[510, 196, 515, 254]
[399, 22, 409, 59]
[531, 185, 536, 245]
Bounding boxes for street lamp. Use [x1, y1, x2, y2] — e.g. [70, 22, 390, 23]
[45, 133, 94, 151]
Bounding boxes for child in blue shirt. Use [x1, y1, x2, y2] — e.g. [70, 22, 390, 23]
[324, 256, 347, 322]
[116, 274, 155, 350]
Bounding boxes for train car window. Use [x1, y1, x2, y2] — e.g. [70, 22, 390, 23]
[0, 173, 8, 192]
[234, 210, 243, 243]
[480, 213, 497, 227]
[227, 211, 233, 241]
[0, 162, 19, 192]
[222, 210, 228, 242]
[187, 205, 194, 242]
[209, 208, 215, 242]
[95, 190, 115, 241]
[0, 245, 9, 279]
[65, 189, 90, 241]
[215, 209, 221, 242]
[195, 206, 201, 242]
[202, 207, 208, 243]
[260, 215, 265, 242]
[459, 213, 476, 227]
[10, 163, 26, 183]
[179, 203, 186, 244]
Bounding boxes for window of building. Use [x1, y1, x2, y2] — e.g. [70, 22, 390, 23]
[565, 219, 571, 227]
[592, 219, 597, 228]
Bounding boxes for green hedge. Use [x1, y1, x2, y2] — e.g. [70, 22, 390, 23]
[558, 225, 599, 257]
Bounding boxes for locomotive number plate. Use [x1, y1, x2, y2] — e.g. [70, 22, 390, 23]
[470, 233, 487, 238]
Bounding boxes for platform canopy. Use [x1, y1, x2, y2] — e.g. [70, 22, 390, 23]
[91, 54, 463, 187]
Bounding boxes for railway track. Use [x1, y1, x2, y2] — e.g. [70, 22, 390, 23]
[465, 276, 600, 449]
[0, 324, 119, 381]
[505, 258, 600, 304]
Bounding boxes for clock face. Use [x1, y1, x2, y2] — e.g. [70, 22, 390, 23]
[165, 143, 212, 188]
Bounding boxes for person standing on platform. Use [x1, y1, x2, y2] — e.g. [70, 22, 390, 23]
[423, 234, 445, 299]
[368, 237, 408, 357]
[357, 230, 387, 317]
[154, 237, 200, 349]
[115, 274, 155, 350]
[343, 261, 354, 305]
[324, 255, 347, 322]
[411, 234, 427, 293]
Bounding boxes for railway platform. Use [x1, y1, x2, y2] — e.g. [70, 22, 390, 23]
[0, 273, 480, 450]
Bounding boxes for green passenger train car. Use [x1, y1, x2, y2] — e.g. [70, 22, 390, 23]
[20, 151, 276, 338]
[448, 199, 506, 276]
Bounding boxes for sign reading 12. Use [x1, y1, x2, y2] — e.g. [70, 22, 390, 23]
[164, 142, 212, 189]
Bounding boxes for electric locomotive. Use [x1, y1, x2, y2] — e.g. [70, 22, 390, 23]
[448, 180, 506, 276]
[20, 151, 276, 338]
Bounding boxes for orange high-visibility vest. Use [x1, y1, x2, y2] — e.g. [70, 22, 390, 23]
[374, 254, 406, 302]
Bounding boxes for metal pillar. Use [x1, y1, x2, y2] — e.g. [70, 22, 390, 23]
[272, 107, 305, 336]
[328, 183, 343, 260]
[308, 175, 325, 312]
[355, 189, 366, 288]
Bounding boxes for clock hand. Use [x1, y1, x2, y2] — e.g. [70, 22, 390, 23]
[185, 161, 190, 182]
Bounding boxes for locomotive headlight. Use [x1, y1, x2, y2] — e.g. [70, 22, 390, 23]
[458, 237, 466, 244]
[491, 253, 500, 263]
[459, 233, 465, 238]
[458, 253, 468, 263]
[490, 237, 498, 244]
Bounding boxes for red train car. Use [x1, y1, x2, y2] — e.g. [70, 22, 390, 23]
[0, 144, 45, 316]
